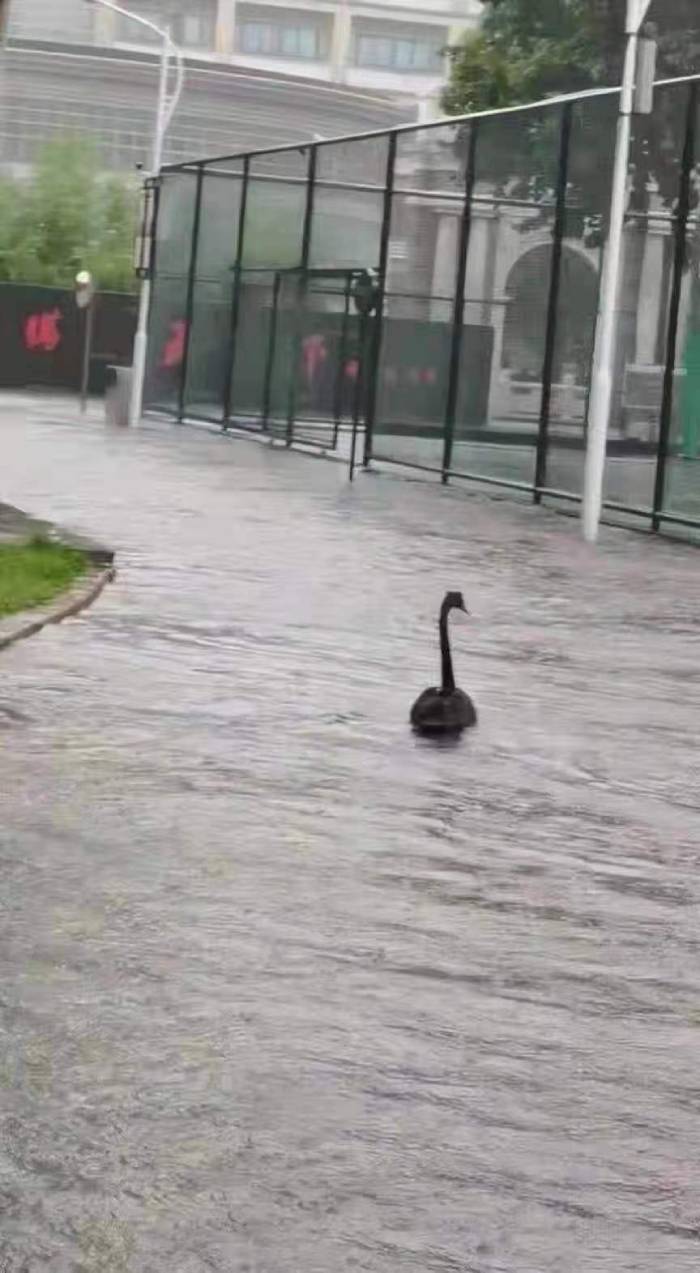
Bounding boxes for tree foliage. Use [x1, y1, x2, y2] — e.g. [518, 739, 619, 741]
[442, 1, 606, 116]
[444, 1, 699, 115]
[0, 139, 138, 292]
[442, 1, 700, 221]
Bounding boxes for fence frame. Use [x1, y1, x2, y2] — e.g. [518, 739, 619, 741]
[652, 80, 698, 530]
[362, 130, 396, 469]
[441, 119, 479, 484]
[222, 156, 249, 429]
[534, 101, 574, 502]
[177, 163, 204, 423]
[147, 73, 700, 538]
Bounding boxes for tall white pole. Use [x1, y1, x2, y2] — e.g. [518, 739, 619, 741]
[582, 0, 652, 542]
[129, 32, 170, 428]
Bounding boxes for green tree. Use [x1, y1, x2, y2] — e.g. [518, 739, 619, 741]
[0, 138, 138, 292]
[442, 1, 700, 266]
[442, 0, 700, 212]
[443, 1, 602, 116]
[444, 1, 700, 116]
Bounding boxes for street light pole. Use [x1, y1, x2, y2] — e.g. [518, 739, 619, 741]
[583, 0, 653, 542]
[84, 0, 184, 427]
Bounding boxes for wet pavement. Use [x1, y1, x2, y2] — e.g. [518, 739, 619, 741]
[1, 396, 699, 1272]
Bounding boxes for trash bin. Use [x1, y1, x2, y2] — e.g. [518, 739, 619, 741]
[105, 364, 132, 427]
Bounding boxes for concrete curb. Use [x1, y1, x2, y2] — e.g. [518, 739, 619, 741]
[0, 565, 115, 652]
[0, 502, 115, 568]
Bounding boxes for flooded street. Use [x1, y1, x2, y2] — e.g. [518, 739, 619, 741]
[1, 399, 699, 1271]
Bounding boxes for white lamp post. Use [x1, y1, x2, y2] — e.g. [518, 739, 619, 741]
[583, 0, 654, 542]
[75, 269, 96, 413]
[84, 0, 184, 427]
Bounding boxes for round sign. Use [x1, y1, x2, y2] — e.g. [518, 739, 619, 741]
[75, 271, 95, 309]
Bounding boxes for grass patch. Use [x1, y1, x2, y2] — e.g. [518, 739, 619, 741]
[0, 537, 89, 618]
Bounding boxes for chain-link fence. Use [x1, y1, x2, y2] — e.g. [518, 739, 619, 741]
[145, 74, 700, 535]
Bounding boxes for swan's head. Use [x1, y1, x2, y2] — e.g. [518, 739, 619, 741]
[443, 590, 468, 615]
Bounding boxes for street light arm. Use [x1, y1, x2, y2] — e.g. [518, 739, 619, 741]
[163, 39, 185, 133]
[84, 0, 185, 168]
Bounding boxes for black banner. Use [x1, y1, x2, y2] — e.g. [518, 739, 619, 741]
[0, 284, 137, 393]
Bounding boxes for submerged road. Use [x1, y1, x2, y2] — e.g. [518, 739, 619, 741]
[1, 398, 699, 1271]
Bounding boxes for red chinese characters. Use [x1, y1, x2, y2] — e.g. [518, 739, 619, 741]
[301, 334, 327, 386]
[161, 320, 187, 369]
[24, 308, 62, 353]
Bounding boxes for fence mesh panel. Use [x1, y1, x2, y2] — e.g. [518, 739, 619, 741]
[225, 150, 310, 428]
[543, 93, 616, 500]
[228, 274, 278, 425]
[242, 151, 309, 270]
[649, 83, 700, 533]
[290, 272, 365, 447]
[183, 164, 243, 421]
[455, 105, 561, 489]
[145, 171, 198, 413]
[310, 137, 389, 272]
[372, 122, 466, 472]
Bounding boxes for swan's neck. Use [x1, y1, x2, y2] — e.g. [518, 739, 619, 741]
[439, 610, 455, 693]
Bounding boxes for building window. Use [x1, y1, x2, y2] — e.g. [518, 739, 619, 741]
[354, 28, 445, 72]
[238, 18, 323, 60]
[281, 26, 318, 58]
[239, 22, 270, 54]
[116, 3, 215, 50]
[179, 14, 212, 47]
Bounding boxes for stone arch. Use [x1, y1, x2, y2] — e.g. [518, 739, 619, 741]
[502, 244, 599, 385]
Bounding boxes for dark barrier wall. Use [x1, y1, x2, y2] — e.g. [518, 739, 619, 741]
[146, 301, 493, 431]
[0, 283, 137, 392]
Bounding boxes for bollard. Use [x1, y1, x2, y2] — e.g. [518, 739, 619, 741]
[105, 365, 133, 428]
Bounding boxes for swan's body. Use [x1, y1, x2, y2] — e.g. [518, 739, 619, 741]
[410, 686, 476, 734]
[410, 591, 477, 736]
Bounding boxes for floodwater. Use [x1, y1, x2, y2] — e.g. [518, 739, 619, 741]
[1, 397, 699, 1272]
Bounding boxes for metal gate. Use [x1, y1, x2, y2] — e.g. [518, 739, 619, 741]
[227, 266, 378, 478]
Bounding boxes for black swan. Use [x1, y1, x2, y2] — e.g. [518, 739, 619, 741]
[410, 591, 477, 735]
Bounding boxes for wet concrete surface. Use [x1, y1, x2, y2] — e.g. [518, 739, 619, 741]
[1, 398, 699, 1271]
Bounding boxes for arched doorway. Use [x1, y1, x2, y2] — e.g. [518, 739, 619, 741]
[502, 245, 598, 386]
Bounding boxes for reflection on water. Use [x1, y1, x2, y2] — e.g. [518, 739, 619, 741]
[1, 400, 699, 1271]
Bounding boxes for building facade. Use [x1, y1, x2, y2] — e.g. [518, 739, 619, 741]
[6, 0, 481, 99]
[3, 0, 477, 174]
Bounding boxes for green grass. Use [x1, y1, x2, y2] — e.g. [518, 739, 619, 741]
[0, 538, 89, 618]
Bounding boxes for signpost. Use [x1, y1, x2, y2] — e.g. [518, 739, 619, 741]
[75, 269, 95, 414]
